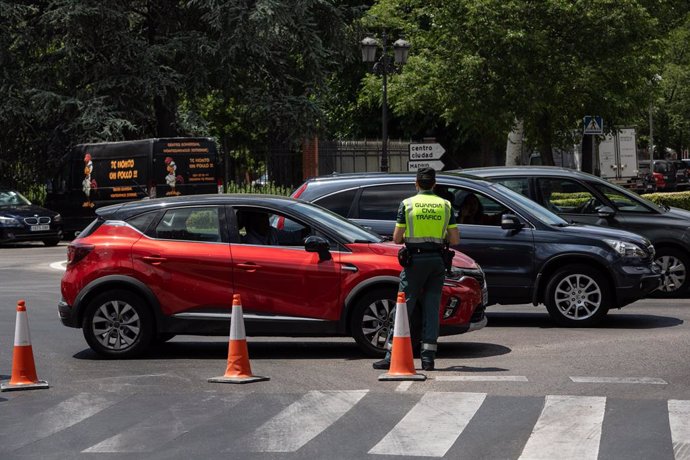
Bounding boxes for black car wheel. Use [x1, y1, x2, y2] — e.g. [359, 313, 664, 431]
[654, 248, 689, 297]
[350, 287, 422, 357]
[82, 290, 154, 358]
[545, 264, 610, 327]
[350, 288, 397, 357]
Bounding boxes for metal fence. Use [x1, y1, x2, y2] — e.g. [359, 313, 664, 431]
[226, 139, 410, 192]
[318, 140, 409, 176]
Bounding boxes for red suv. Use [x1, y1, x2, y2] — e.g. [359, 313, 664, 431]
[59, 195, 487, 357]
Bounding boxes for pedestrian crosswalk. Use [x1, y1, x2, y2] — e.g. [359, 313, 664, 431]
[0, 390, 688, 459]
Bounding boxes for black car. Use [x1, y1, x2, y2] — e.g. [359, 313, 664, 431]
[462, 166, 690, 297]
[293, 172, 661, 327]
[0, 188, 63, 246]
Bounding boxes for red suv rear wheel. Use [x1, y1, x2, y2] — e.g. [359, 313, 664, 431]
[82, 290, 154, 358]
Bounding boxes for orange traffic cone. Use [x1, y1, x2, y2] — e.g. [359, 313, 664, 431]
[1, 300, 49, 391]
[379, 292, 426, 381]
[208, 294, 269, 384]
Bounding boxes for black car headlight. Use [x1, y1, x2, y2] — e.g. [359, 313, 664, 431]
[604, 239, 646, 258]
[53, 214, 62, 223]
[0, 216, 22, 227]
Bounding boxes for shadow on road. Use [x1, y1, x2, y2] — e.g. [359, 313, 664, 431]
[486, 312, 683, 329]
[0, 242, 65, 249]
[73, 339, 511, 361]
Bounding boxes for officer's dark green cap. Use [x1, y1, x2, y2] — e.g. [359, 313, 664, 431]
[416, 167, 436, 186]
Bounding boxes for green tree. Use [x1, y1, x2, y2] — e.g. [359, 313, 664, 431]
[0, 0, 363, 190]
[362, 0, 664, 166]
[654, 12, 690, 157]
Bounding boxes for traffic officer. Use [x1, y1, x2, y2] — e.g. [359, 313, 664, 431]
[373, 167, 460, 371]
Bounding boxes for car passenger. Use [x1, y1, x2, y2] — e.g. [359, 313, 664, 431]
[456, 192, 484, 225]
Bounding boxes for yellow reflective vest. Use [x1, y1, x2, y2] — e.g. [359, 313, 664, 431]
[396, 191, 456, 245]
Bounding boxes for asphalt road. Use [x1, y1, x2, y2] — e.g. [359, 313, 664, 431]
[0, 243, 689, 459]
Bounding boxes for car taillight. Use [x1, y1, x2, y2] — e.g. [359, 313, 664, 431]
[291, 182, 308, 198]
[67, 243, 95, 265]
[217, 178, 224, 194]
[653, 172, 664, 184]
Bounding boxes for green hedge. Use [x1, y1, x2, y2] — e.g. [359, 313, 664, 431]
[549, 190, 690, 212]
[224, 182, 293, 196]
[643, 191, 690, 210]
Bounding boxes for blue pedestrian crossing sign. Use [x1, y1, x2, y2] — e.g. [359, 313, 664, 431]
[583, 116, 603, 134]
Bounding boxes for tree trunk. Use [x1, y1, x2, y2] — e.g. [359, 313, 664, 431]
[154, 89, 179, 137]
[537, 112, 555, 166]
[505, 119, 524, 166]
[480, 137, 493, 166]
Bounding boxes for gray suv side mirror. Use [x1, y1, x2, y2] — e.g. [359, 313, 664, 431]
[597, 206, 615, 218]
[501, 214, 523, 231]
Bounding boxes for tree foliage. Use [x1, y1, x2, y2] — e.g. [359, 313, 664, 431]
[0, 0, 359, 190]
[362, 0, 675, 165]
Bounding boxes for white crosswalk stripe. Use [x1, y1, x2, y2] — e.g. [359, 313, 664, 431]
[0, 393, 117, 452]
[2, 391, 687, 458]
[83, 395, 243, 453]
[669, 400, 690, 460]
[369, 392, 486, 457]
[518, 395, 606, 460]
[244, 390, 368, 452]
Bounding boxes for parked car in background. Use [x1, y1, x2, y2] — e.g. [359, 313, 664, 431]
[294, 172, 661, 327]
[59, 194, 486, 358]
[638, 159, 677, 191]
[627, 171, 657, 194]
[0, 188, 62, 246]
[462, 166, 690, 297]
[672, 160, 689, 190]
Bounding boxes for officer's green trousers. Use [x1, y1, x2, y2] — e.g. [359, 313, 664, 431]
[385, 252, 445, 361]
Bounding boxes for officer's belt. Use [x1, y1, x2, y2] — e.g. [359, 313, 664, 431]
[406, 247, 443, 254]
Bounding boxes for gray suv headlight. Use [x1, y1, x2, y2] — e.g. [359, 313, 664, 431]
[604, 239, 646, 258]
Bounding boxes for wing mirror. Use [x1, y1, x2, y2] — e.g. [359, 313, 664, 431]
[597, 206, 615, 218]
[501, 214, 523, 231]
[304, 235, 332, 261]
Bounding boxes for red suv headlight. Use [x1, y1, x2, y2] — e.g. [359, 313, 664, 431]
[67, 242, 95, 265]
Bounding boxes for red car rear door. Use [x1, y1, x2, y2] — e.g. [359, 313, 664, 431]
[131, 205, 233, 316]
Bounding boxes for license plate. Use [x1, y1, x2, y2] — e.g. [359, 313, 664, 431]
[30, 225, 50, 232]
[646, 184, 654, 190]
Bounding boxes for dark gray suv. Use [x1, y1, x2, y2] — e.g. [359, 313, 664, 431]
[462, 166, 690, 297]
[293, 172, 661, 327]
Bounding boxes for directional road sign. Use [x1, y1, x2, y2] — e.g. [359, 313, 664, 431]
[583, 116, 603, 134]
[409, 143, 445, 161]
[408, 160, 444, 171]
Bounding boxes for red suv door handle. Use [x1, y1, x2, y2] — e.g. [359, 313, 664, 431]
[237, 262, 260, 272]
[142, 255, 166, 265]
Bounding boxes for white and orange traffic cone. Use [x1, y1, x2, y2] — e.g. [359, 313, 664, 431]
[1, 300, 49, 391]
[379, 292, 426, 381]
[208, 294, 269, 384]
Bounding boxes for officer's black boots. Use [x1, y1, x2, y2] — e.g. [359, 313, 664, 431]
[421, 359, 435, 371]
[372, 359, 391, 370]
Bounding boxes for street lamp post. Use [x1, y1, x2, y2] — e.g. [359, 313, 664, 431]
[648, 74, 662, 160]
[361, 32, 410, 172]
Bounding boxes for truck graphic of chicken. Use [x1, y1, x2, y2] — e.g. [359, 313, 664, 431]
[164, 157, 184, 196]
[82, 153, 97, 207]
